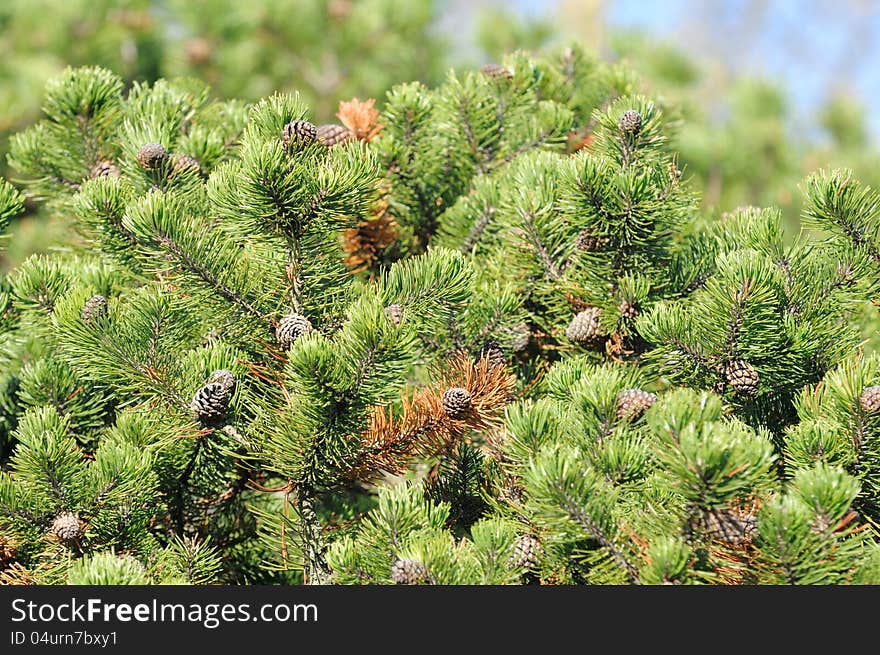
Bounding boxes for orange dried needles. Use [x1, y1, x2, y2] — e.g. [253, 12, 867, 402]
[350, 351, 516, 481]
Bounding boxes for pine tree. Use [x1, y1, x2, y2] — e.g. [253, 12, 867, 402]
[4, 50, 880, 587]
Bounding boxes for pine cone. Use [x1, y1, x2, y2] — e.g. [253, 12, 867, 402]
[90, 158, 120, 179]
[703, 509, 756, 546]
[566, 307, 604, 344]
[50, 512, 82, 541]
[81, 294, 108, 325]
[282, 120, 317, 148]
[190, 369, 236, 425]
[276, 313, 314, 349]
[316, 123, 352, 147]
[575, 228, 607, 252]
[511, 324, 531, 352]
[618, 109, 643, 134]
[479, 338, 505, 368]
[136, 142, 169, 170]
[328, 0, 353, 20]
[384, 303, 403, 326]
[390, 558, 432, 585]
[170, 153, 202, 177]
[618, 300, 639, 320]
[510, 534, 542, 570]
[442, 387, 472, 419]
[480, 63, 513, 79]
[860, 385, 880, 413]
[723, 360, 760, 397]
[616, 388, 657, 420]
[185, 37, 212, 65]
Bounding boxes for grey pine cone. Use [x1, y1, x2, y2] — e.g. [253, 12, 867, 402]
[618, 109, 643, 134]
[276, 313, 314, 349]
[442, 387, 473, 419]
[618, 300, 639, 320]
[50, 511, 82, 541]
[703, 509, 756, 546]
[90, 158, 120, 179]
[282, 120, 318, 148]
[479, 338, 505, 368]
[384, 303, 403, 326]
[190, 369, 236, 425]
[565, 307, 604, 343]
[511, 534, 542, 570]
[390, 558, 432, 585]
[511, 324, 531, 352]
[316, 123, 352, 147]
[723, 360, 760, 397]
[480, 63, 513, 79]
[860, 385, 880, 413]
[616, 388, 657, 420]
[170, 153, 202, 176]
[575, 228, 607, 252]
[82, 294, 108, 325]
[136, 142, 169, 170]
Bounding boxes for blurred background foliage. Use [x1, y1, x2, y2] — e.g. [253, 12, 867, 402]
[2, 0, 879, 270]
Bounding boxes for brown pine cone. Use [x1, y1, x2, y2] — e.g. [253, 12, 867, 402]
[441, 387, 472, 419]
[618, 109, 643, 134]
[479, 338, 505, 368]
[136, 142, 168, 170]
[282, 120, 317, 148]
[316, 123, 352, 147]
[723, 360, 760, 397]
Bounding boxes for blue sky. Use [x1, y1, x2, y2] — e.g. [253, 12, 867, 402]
[503, 0, 880, 142]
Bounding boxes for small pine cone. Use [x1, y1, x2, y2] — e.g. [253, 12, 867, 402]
[316, 123, 352, 147]
[207, 368, 236, 394]
[479, 338, 505, 368]
[202, 328, 220, 345]
[384, 303, 403, 326]
[723, 360, 760, 397]
[498, 480, 525, 505]
[685, 272, 709, 293]
[185, 37, 212, 65]
[328, 0, 353, 20]
[565, 307, 604, 344]
[618, 109, 643, 134]
[390, 558, 431, 585]
[276, 313, 314, 349]
[703, 509, 756, 546]
[190, 369, 236, 425]
[511, 324, 531, 352]
[511, 534, 542, 570]
[90, 158, 120, 179]
[812, 512, 832, 535]
[282, 120, 318, 148]
[81, 294, 108, 325]
[575, 228, 607, 252]
[441, 387, 472, 419]
[616, 388, 657, 421]
[170, 153, 202, 177]
[480, 63, 513, 79]
[136, 142, 169, 170]
[860, 385, 880, 413]
[50, 512, 82, 541]
[618, 300, 639, 320]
